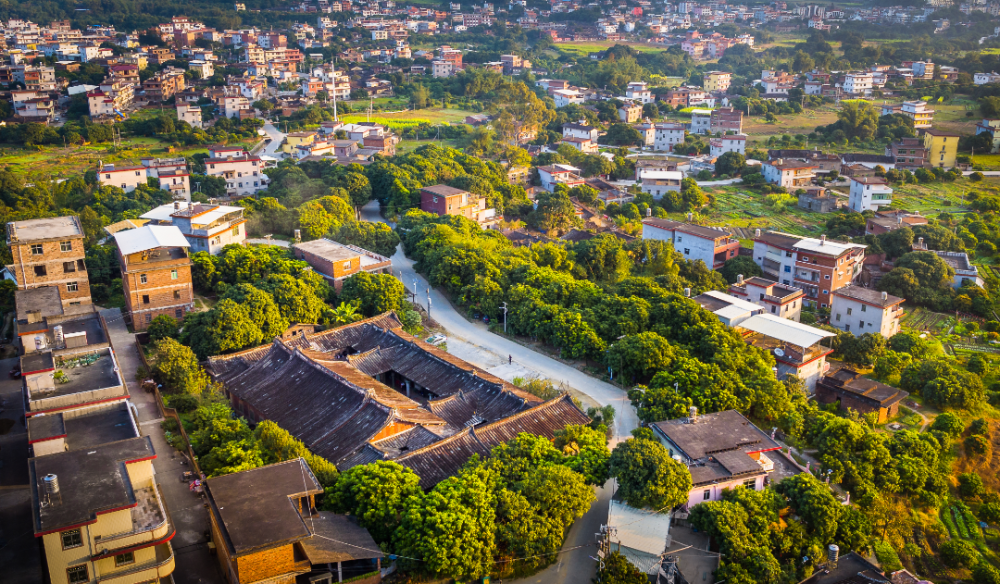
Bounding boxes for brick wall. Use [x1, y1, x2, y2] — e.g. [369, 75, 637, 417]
[235, 544, 298, 584]
[11, 237, 92, 305]
[121, 256, 194, 331]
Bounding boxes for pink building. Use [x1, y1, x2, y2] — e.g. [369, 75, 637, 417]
[650, 409, 795, 509]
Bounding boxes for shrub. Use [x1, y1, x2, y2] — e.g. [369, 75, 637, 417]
[959, 473, 986, 499]
[938, 539, 978, 568]
[166, 393, 199, 413]
[873, 540, 903, 572]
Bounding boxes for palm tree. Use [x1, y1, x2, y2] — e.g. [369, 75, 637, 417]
[330, 300, 363, 327]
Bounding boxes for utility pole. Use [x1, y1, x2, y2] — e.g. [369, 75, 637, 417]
[501, 301, 508, 333]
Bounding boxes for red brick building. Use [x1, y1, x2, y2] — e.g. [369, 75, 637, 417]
[291, 238, 392, 291]
[5, 216, 91, 308]
[112, 225, 194, 330]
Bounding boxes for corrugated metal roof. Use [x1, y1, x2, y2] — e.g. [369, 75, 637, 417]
[113, 225, 190, 255]
[608, 496, 673, 557]
[739, 314, 834, 347]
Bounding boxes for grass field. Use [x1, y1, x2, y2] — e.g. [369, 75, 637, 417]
[743, 104, 841, 146]
[340, 107, 470, 125]
[553, 41, 671, 56]
[395, 138, 461, 154]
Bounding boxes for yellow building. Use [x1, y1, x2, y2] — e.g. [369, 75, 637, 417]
[703, 71, 732, 93]
[923, 128, 960, 168]
[279, 131, 319, 154]
[28, 431, 176, 584]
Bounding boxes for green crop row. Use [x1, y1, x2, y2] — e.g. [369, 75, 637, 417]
[941, 507, 959, 538]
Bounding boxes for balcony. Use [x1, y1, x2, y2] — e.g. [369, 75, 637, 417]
[97, 542, 174, 584]
[94, 483, 169, 555]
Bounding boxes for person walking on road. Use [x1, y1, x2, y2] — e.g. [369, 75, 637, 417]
[508, 355, 512, 364]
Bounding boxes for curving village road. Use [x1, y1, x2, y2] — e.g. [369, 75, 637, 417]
[359, 200, 639, 584]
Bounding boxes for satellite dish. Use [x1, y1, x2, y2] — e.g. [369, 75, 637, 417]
[774, 348, 785, 357]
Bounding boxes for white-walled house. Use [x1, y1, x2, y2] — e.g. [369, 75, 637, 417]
[642, 219, 740, 269]
[848, 176, 893, 212]
[709, 134, 746, 157]
[639, 171, 683, 197]
[690, 109, 712, 134]
[98, 165, 147, 192]
[562, 122, 599, 141]
[653, 123, 686, 152]
[830, 286, 904, 338]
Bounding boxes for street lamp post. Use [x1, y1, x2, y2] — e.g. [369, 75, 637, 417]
[501, 302, 508, 333]
[426, 288, 431, 319]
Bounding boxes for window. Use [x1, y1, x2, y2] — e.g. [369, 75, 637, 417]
[142, 295, 150, 304]
[785, 251, 792, 258]
[771, 306, 776, 314]
[67, 565, 88, 584]
[845, 324, 850, 331]
[847, 308, 852, 316]
[859, 322, 865, 329]
[802, 256, 809, 262]
[171, 270, 178, 280]
[175, 308, 184, 319]
[77, 259, 85, 271]
[861, 304, 867, 312]
[742, 478, 756, 489]
[30, 244, 43, 255]
[145, 313, 152, 323]
[824, 274, 830, 280]
[34, 265, 46, 277]
[61, 529, 83, 549]
[836, 313, 841, 321]
[759, 293, 765, 300]
[703, 489, 711, 500]
[173, 289, 181, 300]
[63, 261, 76, 273]
[60, 241, 72, 252]
[784, 266, 791, 273]
[140, 274, 147, 284]
[115, 552, 135, 567]
[683, 248, 690, 255]
[67, 282, 78, 293]
[822, 290, 828, 295]
[232, 226, 240, 237]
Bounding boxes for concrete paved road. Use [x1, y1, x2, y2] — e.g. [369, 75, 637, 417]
[360, 201, 640, 584]
[260, 123, 286, 159]
[100, 309, 225, 584]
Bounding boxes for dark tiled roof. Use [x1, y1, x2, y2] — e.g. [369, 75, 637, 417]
[421, 184, 468, 197]
[651, 410, 779, 459]
[397, 394, 591, 489]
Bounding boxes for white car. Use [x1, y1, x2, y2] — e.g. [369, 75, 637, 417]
[426, 333, 447, 346]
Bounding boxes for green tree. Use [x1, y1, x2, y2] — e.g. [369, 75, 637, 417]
[205, 299, 264, 353]
[531, 189, 579, 234]
[604, 123, 644, 146]
[517, 464, 595, 528]
[605, 331, 681, 384]
[396, 466, 497, 581]
[609, 438, 692, 510]
[929, 412, 964, 436]
[595, 551, 649, 584]
[715, 151, 746, 177]
[553, 424, 611, 485]
[836, 100, 880, 140]
[334, 221, 400, 257]
[147, 314, 180, 342]
[340, 272, 406, 316]
[775, 474, 842, 542]
[719, 256, 763, 284]
[152, 338, 210, 394]
[253, 421, 338, 486]
[939, 539, 978, 568]
[326, 460, 422, 543]
[222, 284, 288, 340]
[260, 274, 328, 324]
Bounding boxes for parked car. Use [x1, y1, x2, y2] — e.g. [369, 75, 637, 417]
[426, 333, 447, 346]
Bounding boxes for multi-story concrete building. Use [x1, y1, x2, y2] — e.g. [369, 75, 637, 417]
[420, 185, 497, 227]
[28, 435, 176, 584]
[881, 100, 934, 128]
[141, 201, 246, 255]
[292, 238, 392, 291]
[141, 67, 186, 103]
[203, 147, 269, 197]
[848, 176, 893, 212]
[653, 123, 686, 151]
[842, 72, 873, 97]
[709, 134, 746, 157]
[98, 164, 149, 193]
[639, 171, 683, 197]
[641, 219, 739, 268]
[562, 122, 600, 141]
[176, 103, 203, 129]
[625, 81, 653, 103]
[975, 118, 1000, 153]
[219, 93, 251, 118]
[886, 137, 928, 169]
[690, 109, 713, 134]
[537, 164, 586, 192]
[6, 216, 91, 308]
[729, 275, 804, 321]
[752, 231, 867, 308]
[709, 107, 743, 134]
[618, 103, 643, 123]
[113, 225, 194, 329]
[703, 70, 732, 93]
[762, 159, 817, 189]
[923, 128, 959, 168]
[830, 286, 904, 337]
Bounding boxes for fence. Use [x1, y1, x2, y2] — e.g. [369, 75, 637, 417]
[135, 337, 203, 476]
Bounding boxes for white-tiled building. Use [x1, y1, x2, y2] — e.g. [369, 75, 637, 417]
[848, 176, 893, 212]
[653, 123, 686, 152]
[830, 286, 904, 337]
[709, 134, 746, 157]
